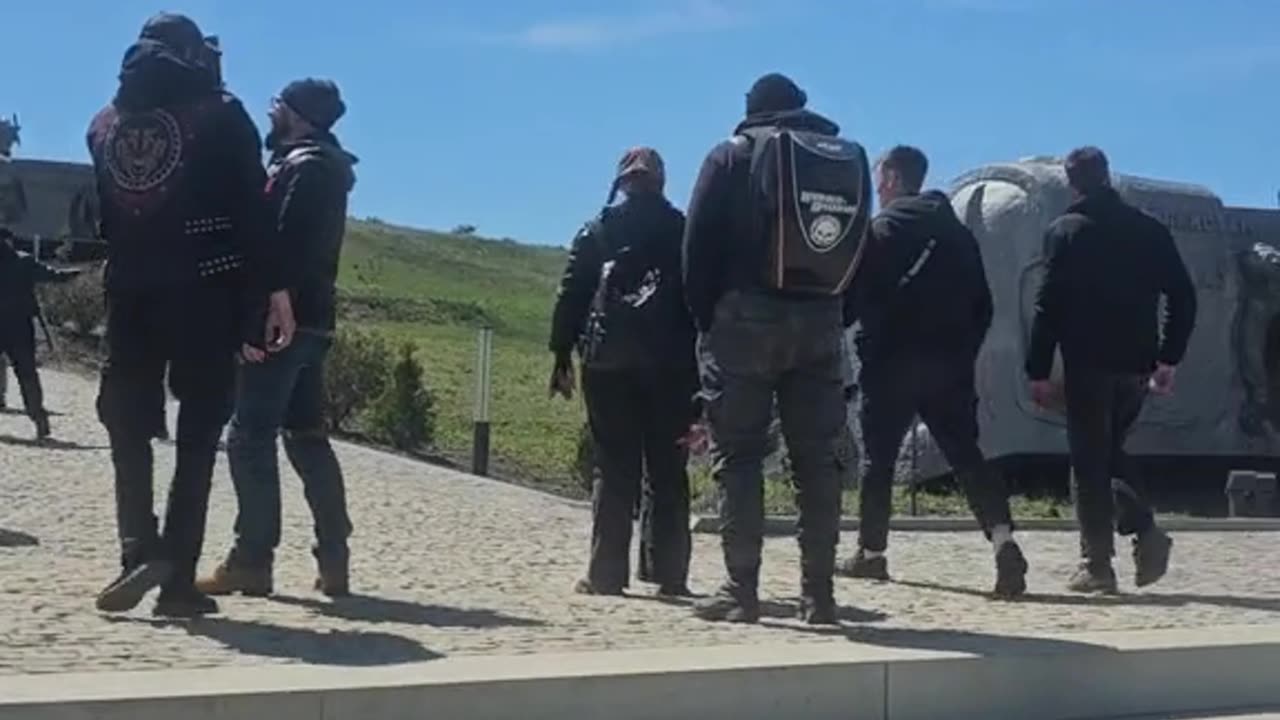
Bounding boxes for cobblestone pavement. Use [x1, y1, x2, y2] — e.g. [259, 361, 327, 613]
[2, 370, 1279, 675]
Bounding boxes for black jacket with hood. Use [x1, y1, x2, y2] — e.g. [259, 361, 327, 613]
[0, 236, 80, 327]
[260, 132, 358, 334]
[85, 39, 272, 307]
[1026, 187, 1197, 379]
[549, 191, 697, 377]
[847, 190, 993, 365]
[682, 108, 868, 332]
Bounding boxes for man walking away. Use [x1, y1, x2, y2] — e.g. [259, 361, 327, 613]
[1026, 146, 1195, 593]
[549, 147, 698, 598]
[684, 74, 871, 625]
[87, 13, 282, 617]
[0, 228, 81, 439]
[836, 146, 1026, 598]
[198, 79, 358, 599]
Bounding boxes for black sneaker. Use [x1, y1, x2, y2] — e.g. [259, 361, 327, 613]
[1133, 528, 1173, 588]
[656, 583, 694, 599]
[993, 542, 1029, 599]
[693, 586, 760, 624]
[1067, 561, 1118, 594]
[798, 595, 839, 626]
[95, 560, 172, 612]
[153, 587, 219, 618]
[34, 414, 51, 441]
[837, 549, 890, 581]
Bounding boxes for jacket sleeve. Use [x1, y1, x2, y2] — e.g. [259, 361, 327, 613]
[1154, 222, 1198, 366]
[1025, 223, 1067, 380]
[842, 216, 892, 327]
[219, 97, 274, 293]
[682, 143, 734, 332]
[270, 156, 330, 294]
[548, 219, 605, 359]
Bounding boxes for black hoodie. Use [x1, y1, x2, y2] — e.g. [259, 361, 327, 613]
[259, 131, 359, 334]
[682, 108, 866, 332]
[847, 190, 993, 365]
[1026, 187, 1196, 379]
[86, 40, 270, 302]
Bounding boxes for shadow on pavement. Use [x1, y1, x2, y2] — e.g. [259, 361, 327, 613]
[837, 625, 1112, 656]
[629, 591, 889, 625]
[111, 615, 442, 666]
[893, 578, 1280, 615]
[0, 433, 107, 451]
[270, 593, 546, 629]
[0, 527, 39, 547]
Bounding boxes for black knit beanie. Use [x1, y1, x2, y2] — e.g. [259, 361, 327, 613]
[280, 78, 346, 131]
[745, 73, 807, 115]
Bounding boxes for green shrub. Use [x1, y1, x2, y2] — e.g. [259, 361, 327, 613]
[38, 263, 106, 338]
[368, 343, 438, 450]
[323, 325, 393, 432]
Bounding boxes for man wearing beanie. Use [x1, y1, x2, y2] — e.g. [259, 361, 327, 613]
[198, 78, 359, 599]
[683, 73, 872, 625]
[87, 13, 280, 618]
[548, 146, 698, 598]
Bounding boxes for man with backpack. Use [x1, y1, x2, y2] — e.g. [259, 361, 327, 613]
[549, 147, 698, 598]
[837, 145, 1027, 598]
[683, 74, 871, 625]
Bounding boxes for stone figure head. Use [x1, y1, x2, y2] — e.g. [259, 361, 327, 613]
[875, 145, 928, 207]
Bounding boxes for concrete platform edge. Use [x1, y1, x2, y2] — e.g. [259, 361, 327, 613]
[3, 624, 1279, 720]
[691, 515, 1280, 535]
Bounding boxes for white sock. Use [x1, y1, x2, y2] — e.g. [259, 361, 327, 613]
[862, 550, 885, 560]
[991, 524, 1014, 551]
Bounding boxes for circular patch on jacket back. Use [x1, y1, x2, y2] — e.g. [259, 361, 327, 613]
[104, 109, 183, 193]
[808, 214, 843, 251]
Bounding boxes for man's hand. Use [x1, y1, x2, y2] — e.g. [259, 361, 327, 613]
[549, 355, 575, 400]
[1149, 362, 1177, 396]
[1029, 379, 1055, 408]
[241, 343, 266, 363]
[678, 422, 710, 455]
[265, 290, 296, 353]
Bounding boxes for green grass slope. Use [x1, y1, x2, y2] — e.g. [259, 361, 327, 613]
[336, 219, 583, 493]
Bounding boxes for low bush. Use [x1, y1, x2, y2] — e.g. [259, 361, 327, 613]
[368, 343, 438, 451]
[323, 325, 393, 432]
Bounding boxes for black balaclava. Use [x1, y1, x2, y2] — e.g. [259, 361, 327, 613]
[745, 73, 807, 116]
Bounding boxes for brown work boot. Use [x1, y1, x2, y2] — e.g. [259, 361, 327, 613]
[195, 561, 273, 597]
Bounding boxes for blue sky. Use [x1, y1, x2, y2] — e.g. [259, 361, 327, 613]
[5, 0, 1277, 246]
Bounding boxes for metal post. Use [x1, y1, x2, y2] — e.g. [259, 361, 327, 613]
[471, 326, 494, 476]
[909, 420, 919, 516]
[31, 234, 41, 261]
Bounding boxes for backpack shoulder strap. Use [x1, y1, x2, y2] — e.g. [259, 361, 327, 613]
[896, 236, 938, 289]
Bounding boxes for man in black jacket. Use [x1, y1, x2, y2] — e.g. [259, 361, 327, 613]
[0, 229, 81, 439]
[1026, 146, 1195, 593]
[198, 79, 358, 600]
[837, 146, 1027, 598]
[86, 13, 281, 617]
[549, 147, 698, 598]
[684, 74, 870, 625]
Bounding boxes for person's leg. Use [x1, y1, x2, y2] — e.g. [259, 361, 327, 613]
[1108, 374, 1171, 587]
[693, 301, 778, 623]
[638, 370, 693, 595]
[94, 293, 171, 612]
[919, 357, 1025, 598]
[843, 359, 915, 580]
[777, 329, 847, 624]
[0, 352, 9, 408]
[1063, 366, 1119, 592]
[197, 341, 304, 597]
[281, 337, 353, 596]
[579, 368, 644, 594]
[6, 320, 49, 437]
[154, 288, 238, 616]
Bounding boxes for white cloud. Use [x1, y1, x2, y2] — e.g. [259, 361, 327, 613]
[486, 1, 745, 51]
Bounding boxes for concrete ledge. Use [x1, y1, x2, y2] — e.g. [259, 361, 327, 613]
[4, 624, 1280, 720]
[691, 514, 1280, 535]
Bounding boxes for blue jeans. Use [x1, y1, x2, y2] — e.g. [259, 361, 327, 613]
[226, 332, 352, 570]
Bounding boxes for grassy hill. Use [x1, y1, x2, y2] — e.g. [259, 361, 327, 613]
[335, 218, 583, 493]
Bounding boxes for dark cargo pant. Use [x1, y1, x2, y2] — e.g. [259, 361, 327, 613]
[582, 367, 693, 592]
[858, 352, 1012, 552]
[700, 291, 846, 600]
[1063, 366, 1156, 561]
[97, 287, 238, 592]
[0, 319, 46, 423]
